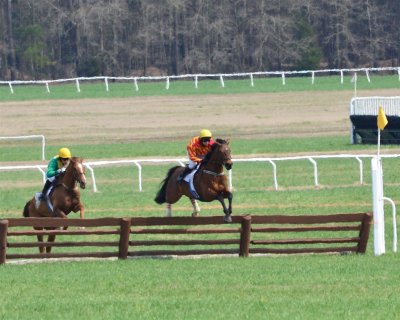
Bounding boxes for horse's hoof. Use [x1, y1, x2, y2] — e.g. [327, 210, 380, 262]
[224, 215, 232, 223]
[192, 212, 199, 217]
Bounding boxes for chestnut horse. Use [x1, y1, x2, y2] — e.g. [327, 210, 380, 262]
[155, 139, 233, 222]
[22, 157, 86, 253]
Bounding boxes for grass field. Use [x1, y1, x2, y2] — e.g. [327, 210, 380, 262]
[1, 75, 400, 319]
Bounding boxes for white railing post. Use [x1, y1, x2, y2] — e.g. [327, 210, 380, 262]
[84, 165, 97, 192]
[37, 166, 46, 183]
[228, 169, 233, 191]
[371, 157, 385, 255]
[308, 157, 318, 187]
[166, 77, 170, 90]
[267, 160, 278, 190]
[355, 157, 363, 184]
[382, 197, 397, 253]
[75, 78, 81, 93]
[133, 161, 142, 192]
[219, 75, 225, 88]
[8, 82, 14, 94]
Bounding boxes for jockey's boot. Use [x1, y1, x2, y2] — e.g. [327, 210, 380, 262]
[177, 166, 192, 183]
[39, 180, 52, 201]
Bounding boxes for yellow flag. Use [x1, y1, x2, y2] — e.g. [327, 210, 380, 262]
[377, 106, 388, 130]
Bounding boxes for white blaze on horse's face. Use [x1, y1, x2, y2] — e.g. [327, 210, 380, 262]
[221, 145, 233, 169]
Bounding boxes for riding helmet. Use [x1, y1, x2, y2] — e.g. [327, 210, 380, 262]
[58, 147, 72, 159]
[199, 129, 212, 139]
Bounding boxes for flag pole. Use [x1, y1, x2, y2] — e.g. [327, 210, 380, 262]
[373, 106, 388, 255]
[377, 127, 381, 160]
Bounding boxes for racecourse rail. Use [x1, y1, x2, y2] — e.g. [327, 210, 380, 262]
[0, 66, 399, 94]
[0, 213, 372, 264]
[1, 154, 399, 192]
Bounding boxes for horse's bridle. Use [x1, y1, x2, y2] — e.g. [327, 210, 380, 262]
[201, 143, 232, 175]
[69, 161, 86, 188]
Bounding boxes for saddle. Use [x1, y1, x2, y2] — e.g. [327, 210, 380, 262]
[34, 186, 57, 214]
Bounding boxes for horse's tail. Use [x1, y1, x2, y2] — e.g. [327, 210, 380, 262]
[23, 200, 30, 217]
[154, 166, 180, 204]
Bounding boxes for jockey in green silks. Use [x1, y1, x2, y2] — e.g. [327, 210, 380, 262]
[35, 147, 72, 207]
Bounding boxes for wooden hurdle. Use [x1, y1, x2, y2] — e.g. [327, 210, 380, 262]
[0, 213, 372, 264]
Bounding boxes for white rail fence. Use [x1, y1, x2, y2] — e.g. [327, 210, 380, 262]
[0, 135, 46, 161]
[1, 67, 399, 93]
[1, 154, 399, 192]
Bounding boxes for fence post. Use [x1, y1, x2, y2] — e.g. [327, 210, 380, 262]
[0, 220, 9, 265]
[118, 218, 131, 259]
[239, 216, 251, 257]
[357, 213, 373, 254]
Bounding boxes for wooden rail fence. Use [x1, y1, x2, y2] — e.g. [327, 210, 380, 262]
[0, 213, 372, 264]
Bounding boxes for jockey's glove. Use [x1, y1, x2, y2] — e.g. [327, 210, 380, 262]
[57, 167, 66, 174]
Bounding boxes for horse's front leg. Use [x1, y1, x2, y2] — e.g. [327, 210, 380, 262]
[73, 203, 85, 229]
[78, 203, 84, 219]
[227, 192, 233, 214]
[54, 208, 67, 218]
[216, 194, 232, 223]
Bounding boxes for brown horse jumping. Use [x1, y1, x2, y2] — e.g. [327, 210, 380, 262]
[22, 157, 87, 253]
[155, 139, 233, 222]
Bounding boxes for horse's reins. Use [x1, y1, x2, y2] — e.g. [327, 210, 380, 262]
[59, 164, 84, 191]
[202, 169, 225, 176]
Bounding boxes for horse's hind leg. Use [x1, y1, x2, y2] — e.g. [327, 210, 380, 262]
[46, 233, 56, 253]
[190, 199, 200, 217]
[35, 227, 45, 254]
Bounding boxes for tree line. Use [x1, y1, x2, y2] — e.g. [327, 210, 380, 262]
[0, 0, 399, 80]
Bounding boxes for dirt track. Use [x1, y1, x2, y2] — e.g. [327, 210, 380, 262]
[1, 89, 398, 145]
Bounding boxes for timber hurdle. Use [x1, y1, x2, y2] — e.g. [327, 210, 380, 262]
[0, 213, 372, 265]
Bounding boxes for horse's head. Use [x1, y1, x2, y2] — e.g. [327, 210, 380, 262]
[206, 138, 233, 170]
[67, 157, 87, 189]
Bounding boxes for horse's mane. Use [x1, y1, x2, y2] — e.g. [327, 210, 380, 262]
[202, 138, 228, 165]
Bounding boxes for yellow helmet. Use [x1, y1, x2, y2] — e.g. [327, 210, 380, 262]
[58, 147, 72, 159]
[199, 129, 212, 139]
